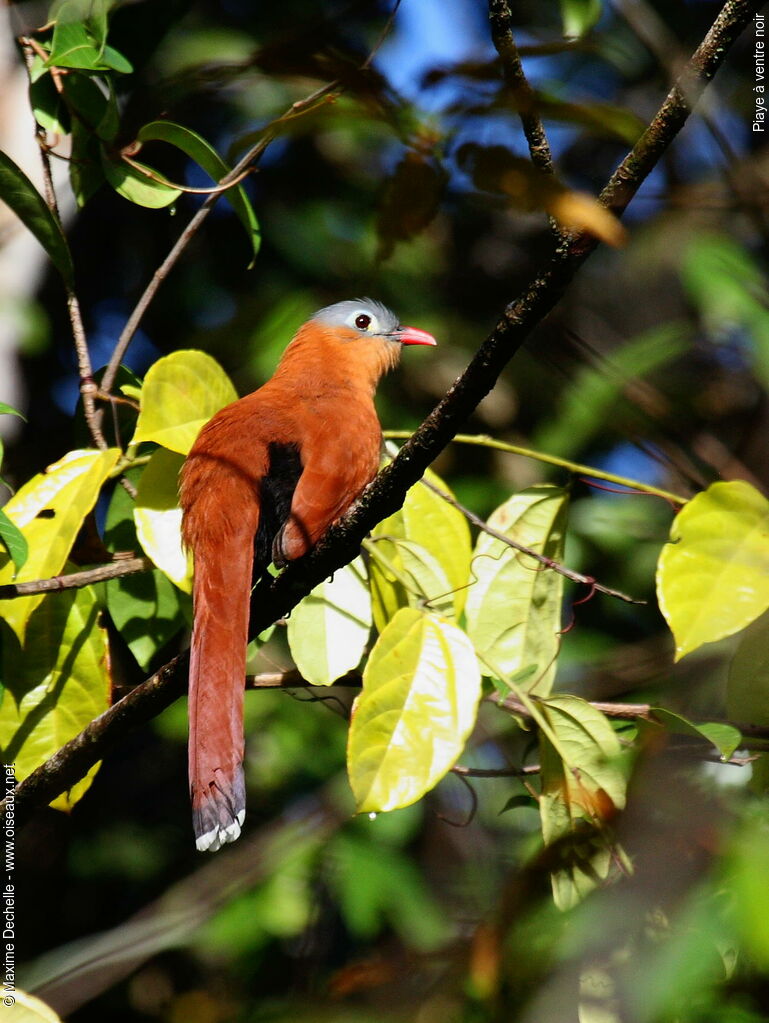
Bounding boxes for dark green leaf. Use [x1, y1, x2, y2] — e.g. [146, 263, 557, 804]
[0, 151, 74, 288]
[137, 120, 260, 262]
[30, 72, 70, 135]
[651, 707, 742, 760]
[0, 509, 28, 573]
[104, 471, 187, 670]
[70, 120, 104, 207]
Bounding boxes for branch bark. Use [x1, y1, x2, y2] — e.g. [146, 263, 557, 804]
[2, 0, 758, 827]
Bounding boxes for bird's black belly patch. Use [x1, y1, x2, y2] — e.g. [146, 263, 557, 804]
[253, 441, 303, 571]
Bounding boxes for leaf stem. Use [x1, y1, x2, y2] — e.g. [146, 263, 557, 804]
[384, 431, 689, 506]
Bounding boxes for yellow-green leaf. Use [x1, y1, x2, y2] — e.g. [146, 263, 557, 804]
[348, 607, 482, 813]
[132, 349, 238, 454]
[0, 447, 121, 641]
[538, 695, 626, 909]
[464, 485, 568, 694]
[657, 480, 769, 660]
[134, 447, 192, 593]
[287, 557, 372, 685]
[5, 989, 63, 1022]
[0, 584, 110, 810]
[369, 468, 472, 629]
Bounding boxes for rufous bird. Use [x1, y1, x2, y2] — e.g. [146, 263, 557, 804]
[179, 299, 436, 851]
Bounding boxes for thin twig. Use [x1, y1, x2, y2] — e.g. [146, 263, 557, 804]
[20, 40, 109, 453]
[452, 763, 541, 777]
[488, 0, 554, 174]
[414, 470, 644, 605]
[0, 557, 151, 599]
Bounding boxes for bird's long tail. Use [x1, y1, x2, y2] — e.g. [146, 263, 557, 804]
[188, 528, 254, 852]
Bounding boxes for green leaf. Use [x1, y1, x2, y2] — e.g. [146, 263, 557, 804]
[0, 508, 28, 573]
[287, 557, 372, 685]
[100, 150, 181, 209]
[537, 695, 626, 909]
[0, 150, 75, 288]
[650, 707, 742, 761]
[50, 0, 109, 53]
[132, 349, 238, 454]
[369, 468, 472, 629]
[47, 20, 104, 70]
[133, 447, 192, 593]
[62, 73, 119, 141]
[99, 45, 133, 74]
[0, 447, 121, 641]
[69, 118, 104, 206]
[0, 583, 110, 810]
[347, 607, 482, 814]
[464, 485, 568, 694]
[30, 72, 70, 135]
[656, 480, 769, 660]
[104, 471, 186, 670]
[0, 402, 25, 419]
[137, 120, 260, 264]
[561, 0, 602, 37]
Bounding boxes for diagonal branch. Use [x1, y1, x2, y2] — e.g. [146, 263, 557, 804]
[2, 0, 757, 828]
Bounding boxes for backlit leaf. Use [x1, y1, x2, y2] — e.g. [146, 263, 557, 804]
[465, 485, 568, 694]
[287, 557, 372, 685]
[0, 151, 75, 288]
[3, 988, 63, 1022]
[0, 583, 110, 810]
[538, 694, 626, 909]
[101, 151, 181, 209]
[348, 607, 482, 813]
[369, 468, 471, 629]
[132, 349, 238, 454]
[133, 447, 192, 593]
[656, 480, 769, 660]
[0, 447, 121, 641]
[561, 0, 602, 38]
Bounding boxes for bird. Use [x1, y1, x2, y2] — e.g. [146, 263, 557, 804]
[179, 299, 437, 852]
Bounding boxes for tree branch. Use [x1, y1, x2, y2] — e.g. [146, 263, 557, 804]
[0, 557, 150, 599]
[3, 0, 756, 826]
[488, 0, 554, 174]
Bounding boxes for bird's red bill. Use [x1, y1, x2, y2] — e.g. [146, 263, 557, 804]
[396, 326, 437, 347]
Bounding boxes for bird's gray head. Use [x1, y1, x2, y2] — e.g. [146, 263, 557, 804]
[311, 298, 437, 347]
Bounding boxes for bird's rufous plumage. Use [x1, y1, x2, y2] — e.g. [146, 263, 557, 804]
[179, 300, 436, 851]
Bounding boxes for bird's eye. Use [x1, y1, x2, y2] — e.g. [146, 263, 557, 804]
[355, 313, 372, 330]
